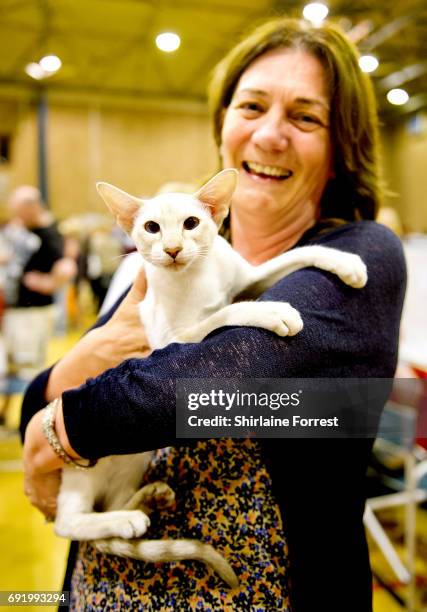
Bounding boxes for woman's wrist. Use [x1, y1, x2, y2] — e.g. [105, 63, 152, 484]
[46, 398, 95, 469]
[23, 410, 65, 474]
[23, 397, 89, 476]
[54, 397, 84, 461]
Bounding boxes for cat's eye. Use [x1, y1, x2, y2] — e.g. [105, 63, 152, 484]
[144, 221, 160, 234]
[183, 216, 200, 230]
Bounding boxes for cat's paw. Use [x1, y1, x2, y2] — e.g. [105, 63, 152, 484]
[114, 510, 151, 539]
[137, 481, 176, 510]
[262, 302, 303, 337]
[334, 254, 367, 288]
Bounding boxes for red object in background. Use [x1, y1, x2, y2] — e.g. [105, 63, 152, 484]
[413, 368, 427, 450]
[391, 371, 427, 450]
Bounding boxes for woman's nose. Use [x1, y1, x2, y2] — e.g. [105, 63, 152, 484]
[251, 111, 290, 152]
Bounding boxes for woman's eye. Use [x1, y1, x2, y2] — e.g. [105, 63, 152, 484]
[144, 221, 160, 234]
[235, 101, 264, 114]
[300, 114, 318, 123]
[293, 114, 325, 130]
[183, 216, 200, 230]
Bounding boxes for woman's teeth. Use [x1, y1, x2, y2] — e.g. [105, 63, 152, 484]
[244, 161, 293, 179]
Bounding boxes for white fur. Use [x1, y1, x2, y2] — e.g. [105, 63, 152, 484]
[55, 169, 367, 588]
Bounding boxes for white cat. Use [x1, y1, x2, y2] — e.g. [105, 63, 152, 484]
[54, 168, 367, 589]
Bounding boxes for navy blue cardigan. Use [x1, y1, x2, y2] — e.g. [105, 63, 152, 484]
[21, 221, 406, 611]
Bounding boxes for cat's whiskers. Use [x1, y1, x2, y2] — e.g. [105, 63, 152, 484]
[110, 253, 132, 263]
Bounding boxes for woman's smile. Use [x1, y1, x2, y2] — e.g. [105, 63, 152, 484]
[242, 161, 293, 181]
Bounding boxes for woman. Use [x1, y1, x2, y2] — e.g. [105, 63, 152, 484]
[22, 18, 405, 611]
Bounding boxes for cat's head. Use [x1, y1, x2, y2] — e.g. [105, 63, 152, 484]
[96, 168, 237, 270]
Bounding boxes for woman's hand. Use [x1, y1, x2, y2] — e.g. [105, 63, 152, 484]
[23, 409, 64, 520]
[24, 468, 61, 521]
[23, 400, 84, 519]
[46, 266, 150, 400]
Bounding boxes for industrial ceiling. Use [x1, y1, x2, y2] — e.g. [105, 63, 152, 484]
[0, 0, 426, 121]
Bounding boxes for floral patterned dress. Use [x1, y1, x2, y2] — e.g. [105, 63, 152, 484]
[70, 439, 291, 611]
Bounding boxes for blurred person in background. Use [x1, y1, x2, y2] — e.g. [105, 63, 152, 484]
[86, 220, 123, 312]
[1, 186, 76, 386]
[7, 186, 76, 307]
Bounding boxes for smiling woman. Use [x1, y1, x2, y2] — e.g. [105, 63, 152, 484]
[210, 19, 381, 225]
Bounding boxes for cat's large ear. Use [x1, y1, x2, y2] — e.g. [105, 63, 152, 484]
[194, 168, 238, 228]
[96, 182, 142, 234]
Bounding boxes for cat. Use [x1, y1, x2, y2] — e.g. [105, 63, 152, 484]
[54, 168, 367, 589]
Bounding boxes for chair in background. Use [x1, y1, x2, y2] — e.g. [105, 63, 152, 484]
[364, 400, 427, 612]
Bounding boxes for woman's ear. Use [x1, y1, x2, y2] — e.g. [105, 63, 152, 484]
[96, 182, 142, 234]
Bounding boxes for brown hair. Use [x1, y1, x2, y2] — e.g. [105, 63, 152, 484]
[209, 18, 382, 221]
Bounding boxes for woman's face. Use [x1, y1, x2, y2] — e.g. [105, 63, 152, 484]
[221, 48, 333, 217]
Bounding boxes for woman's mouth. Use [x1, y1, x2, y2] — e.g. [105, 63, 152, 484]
[243, 161, 293, 180]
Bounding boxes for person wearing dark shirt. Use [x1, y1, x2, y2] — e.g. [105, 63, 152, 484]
[7, 186, 76, 307]
[1, 187, 76, 383]
[17, 223, 63, 307]
[21, 19, 406, 611]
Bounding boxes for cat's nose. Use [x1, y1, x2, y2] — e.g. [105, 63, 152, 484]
[164, 247, 182, 260]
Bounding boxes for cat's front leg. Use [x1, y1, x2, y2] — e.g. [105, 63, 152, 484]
[174, 301, 303, 343]
[55, 509, 151, 541]
[309, 247, 368, 288]
[228, 302, 304, 336]
[241, 246, 367, 298]
[55, 468, 151, 541]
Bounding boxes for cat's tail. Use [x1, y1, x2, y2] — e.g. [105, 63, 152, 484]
[93, 538, 239, 589]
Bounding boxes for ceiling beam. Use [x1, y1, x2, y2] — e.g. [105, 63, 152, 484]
[361, 15, 413, 52]
[378, 62, 427, 91]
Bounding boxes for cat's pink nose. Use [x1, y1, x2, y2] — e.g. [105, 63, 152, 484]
[164, 247, 182, 260]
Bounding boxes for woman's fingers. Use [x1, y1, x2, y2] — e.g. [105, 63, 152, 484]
[107, 266, 151, 356]
[111, 266, 147, 322]
[127, 266, 148, 304]
[24, 469, 61, 520]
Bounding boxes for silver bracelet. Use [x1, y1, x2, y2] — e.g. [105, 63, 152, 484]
[42, 398, 97, 470]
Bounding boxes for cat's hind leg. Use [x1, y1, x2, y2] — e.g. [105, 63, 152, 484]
[124, 481, 176, 513]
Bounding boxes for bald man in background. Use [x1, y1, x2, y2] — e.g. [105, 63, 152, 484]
[8, 186, 76, 306]
[1, 187, 76, 398]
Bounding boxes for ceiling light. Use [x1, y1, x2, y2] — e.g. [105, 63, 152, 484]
[25, 62, 46, 80]
[359, 55, 379, 73]
[155, 32, 180, 53]
[303, 3, 329, 25]
[39, 54, 62, 73]
[387, 88, 409, 105]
